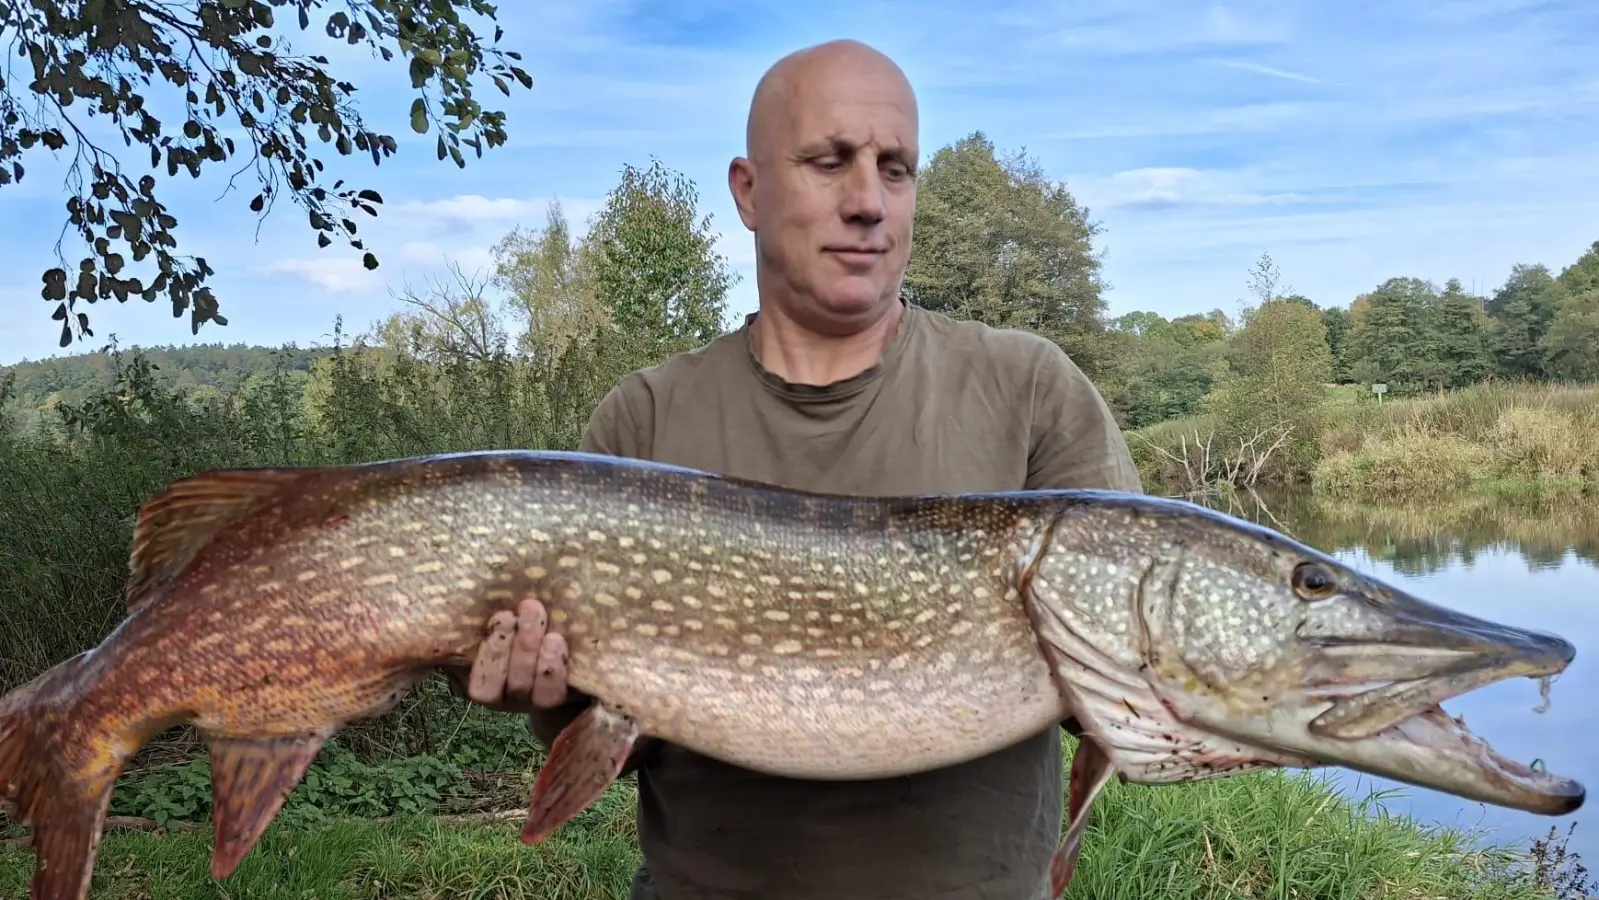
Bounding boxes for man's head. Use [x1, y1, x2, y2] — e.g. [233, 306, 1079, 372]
[729, 40, 919, 337]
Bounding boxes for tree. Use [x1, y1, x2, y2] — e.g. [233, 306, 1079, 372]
[1201, 297, 1331, 479]
[371, 262, 507, 363]
[584, 159, 736, 362]
[903, 132, 1110, 377]
[1198, 255, 1332, 480]
[1321, 305, 1353, 383]
[1428, 278, 1493, 389]
[1348, 277, 1437, 391]
[2, 0, 535, 348]
[490, 200, 609, 358]
[1540, 289, 1599, 382]
[1556, 240, 1599, 297]
[1487, 264, 1564, 379]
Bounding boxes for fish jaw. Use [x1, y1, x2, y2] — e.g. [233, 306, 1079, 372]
[1121, 501, 1585, 817]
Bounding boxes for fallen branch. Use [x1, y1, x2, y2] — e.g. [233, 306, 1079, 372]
[3, 807, 532, 847]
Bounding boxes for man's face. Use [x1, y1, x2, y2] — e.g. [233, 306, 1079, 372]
[733, 55, 918, 331]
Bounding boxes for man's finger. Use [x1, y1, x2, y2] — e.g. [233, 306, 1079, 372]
[504, 597, 548, 698]
[532, 632, 570, 709]
[467, 610, 518, 705]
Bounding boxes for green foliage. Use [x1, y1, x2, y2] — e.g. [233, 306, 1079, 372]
[1348, 276, 1435, 391]
[586, 159, 735, 360]
[109, 682, 542, 830]
[1487, 264, 1565, 379]
[1337, 243, 1599, 394]
[0, 0, 535, 346]
[904, 131, 1111, 378]
[1100, 309, 1230, 428]
[1202, 297, 1332, 482]
[490, 200, 610, 357]
[1540, 289, 1599, 382]
[1321, 305, 1353, 382]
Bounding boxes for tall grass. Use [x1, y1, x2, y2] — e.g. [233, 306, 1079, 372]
[1131, 381, 1599, 500]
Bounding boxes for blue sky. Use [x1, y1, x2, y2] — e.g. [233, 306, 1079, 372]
[3, 0, 1597, 365]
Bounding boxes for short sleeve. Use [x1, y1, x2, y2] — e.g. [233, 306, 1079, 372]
[578, 374, 654, 460]
[1025, 342, 1142, 493]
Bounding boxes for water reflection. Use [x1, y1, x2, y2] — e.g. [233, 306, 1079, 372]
[1197, 488, 1599, 862]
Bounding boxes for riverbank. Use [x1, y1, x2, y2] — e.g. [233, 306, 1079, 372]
[1130, 381, 1599, 500]
[0, 733, 1577, 900]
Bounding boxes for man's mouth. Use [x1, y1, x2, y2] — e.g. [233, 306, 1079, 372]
[826, 246, 885, 267]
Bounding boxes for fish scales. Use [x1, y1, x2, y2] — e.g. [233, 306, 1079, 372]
[49, 451, 1071, 782]
[0, 449, 1583, 900]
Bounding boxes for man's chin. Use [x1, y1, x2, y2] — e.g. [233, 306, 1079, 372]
[815, 287, 898, 320]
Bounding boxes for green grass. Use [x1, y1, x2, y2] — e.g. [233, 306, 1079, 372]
[0, 738, 1579, 900]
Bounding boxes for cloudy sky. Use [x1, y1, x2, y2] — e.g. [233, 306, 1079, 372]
[2, 0, 1595, 364]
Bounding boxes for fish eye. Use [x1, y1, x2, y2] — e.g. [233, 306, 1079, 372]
[1291, 562, 1338, 601]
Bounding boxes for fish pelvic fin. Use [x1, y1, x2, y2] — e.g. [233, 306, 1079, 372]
[125, 467, 313, 613]
[1050, 737, 1116, 898]
[206, 730, 332, 879]
[0, 658, 119, 900]
[522, 702, 641, 845]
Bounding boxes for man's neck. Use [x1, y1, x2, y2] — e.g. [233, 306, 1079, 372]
[749, 298, 906, 387]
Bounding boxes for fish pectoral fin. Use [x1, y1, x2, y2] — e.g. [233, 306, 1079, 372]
[521, 702, 641, 845]
[1050, 737, 1116, 898]
[206, 730, 331, 879]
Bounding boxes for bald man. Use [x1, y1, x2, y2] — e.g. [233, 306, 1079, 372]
[457, 39, 1140, 900]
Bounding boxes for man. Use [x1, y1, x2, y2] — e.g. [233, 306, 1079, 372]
[458, 38, 1141, 900]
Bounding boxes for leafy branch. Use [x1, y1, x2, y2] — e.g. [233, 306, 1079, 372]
[0, 0, 534, 347]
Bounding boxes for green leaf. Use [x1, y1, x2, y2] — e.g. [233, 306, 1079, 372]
[410, 98, 428, 134]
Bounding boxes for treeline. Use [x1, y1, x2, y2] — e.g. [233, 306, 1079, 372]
[9, 242, 1598, 447]
[1099, 243, 1599, 430]
[0, 344, 331, 417]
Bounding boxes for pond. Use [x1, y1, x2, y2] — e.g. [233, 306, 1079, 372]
[1219, 489, 1599, 865]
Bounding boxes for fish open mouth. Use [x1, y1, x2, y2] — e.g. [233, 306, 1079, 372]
[1377, 699, 1584, 815]
[1295, 672, 1584, 817]
[1282, 603, 1585, 817]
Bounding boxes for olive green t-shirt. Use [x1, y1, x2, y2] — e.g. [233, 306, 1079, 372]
[535, 301, 1141, 900]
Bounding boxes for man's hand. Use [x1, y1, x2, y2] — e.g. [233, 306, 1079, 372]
[445, 596, 571, 713]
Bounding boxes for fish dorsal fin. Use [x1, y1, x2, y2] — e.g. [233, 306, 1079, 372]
[125, 468, 311, 613]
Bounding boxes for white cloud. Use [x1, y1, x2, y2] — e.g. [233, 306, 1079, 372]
[1075, 167, 1312, 210]
[389, 194, 604, 237]
[260, 257, 385, 295]
[1211, 59, 1340, 86]
[1050, 3, 1294, 54]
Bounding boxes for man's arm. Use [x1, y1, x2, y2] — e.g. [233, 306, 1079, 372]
[1024, 340, 1142, 495]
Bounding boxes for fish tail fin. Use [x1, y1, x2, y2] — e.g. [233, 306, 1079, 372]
[0, 664, 120, 900]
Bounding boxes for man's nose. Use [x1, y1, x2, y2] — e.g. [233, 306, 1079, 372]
[840, 161, 886, 224]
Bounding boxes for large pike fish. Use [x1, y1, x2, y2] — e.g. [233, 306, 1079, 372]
[0, 450, 1583, 899]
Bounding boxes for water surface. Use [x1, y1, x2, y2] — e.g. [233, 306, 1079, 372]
[1221, 490, 1598, 864]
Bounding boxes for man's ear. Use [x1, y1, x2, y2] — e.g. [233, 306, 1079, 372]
[728, 156, 757, 231]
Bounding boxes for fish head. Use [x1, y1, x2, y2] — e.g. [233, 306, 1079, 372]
[1127, 500, 1584, 817]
